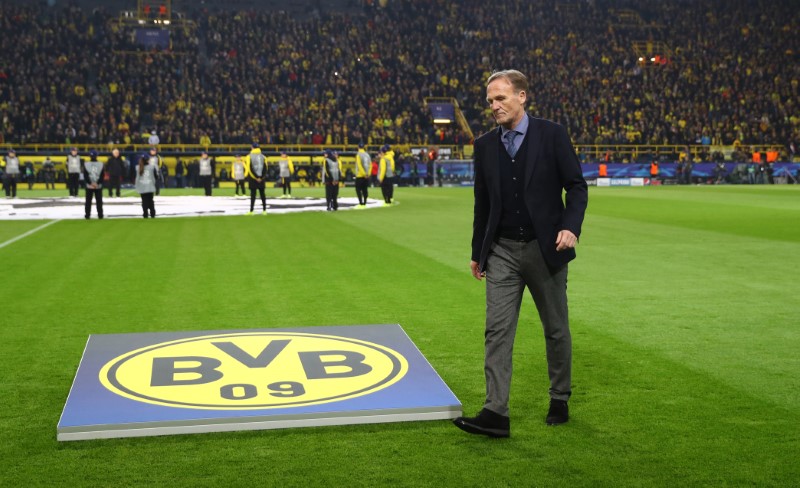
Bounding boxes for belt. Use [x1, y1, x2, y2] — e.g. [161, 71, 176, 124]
[497, 226, 536, 242]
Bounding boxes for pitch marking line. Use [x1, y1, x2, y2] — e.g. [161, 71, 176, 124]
[0, 219, 61, 250]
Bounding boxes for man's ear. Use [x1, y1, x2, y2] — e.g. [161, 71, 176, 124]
[519, 90, 527, 105]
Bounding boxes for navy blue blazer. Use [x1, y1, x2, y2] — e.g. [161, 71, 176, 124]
[471, 115, 588, 271]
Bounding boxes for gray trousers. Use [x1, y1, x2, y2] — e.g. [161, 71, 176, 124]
[484, 238, 572, 417]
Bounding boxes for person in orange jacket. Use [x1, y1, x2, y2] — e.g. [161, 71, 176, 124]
[650, 160, 659, 182]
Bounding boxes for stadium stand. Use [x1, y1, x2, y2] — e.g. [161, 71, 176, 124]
[0, 0, 797, 162]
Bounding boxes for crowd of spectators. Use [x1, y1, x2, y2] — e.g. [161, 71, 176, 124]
[0, 0, 797, 150]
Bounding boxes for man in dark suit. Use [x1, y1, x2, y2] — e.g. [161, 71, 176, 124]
[454, 70, 588, 438]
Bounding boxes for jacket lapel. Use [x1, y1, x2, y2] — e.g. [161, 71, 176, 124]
[487, 127, 503, 198]
[524, 115, 542, 189]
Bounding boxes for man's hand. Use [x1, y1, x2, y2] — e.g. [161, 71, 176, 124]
[555, 230, 578, 251]
[470, 260, 484, 281]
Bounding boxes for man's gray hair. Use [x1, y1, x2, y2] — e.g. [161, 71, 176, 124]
[487, 69, 529, 95]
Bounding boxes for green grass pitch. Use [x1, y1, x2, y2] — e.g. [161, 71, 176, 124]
[1, 185, 798, 486]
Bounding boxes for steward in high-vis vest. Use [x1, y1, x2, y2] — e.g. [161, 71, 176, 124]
[355, 143, 371, 206]
[766, 150, 778, 163]
[650, 160, 659, 182]
[278, 150, 295, 198]
[199, 151, 214, 196]
[43, 156, 56, 190]
[148, 147, 165, 195]
[244, 143, 268, 214]
[135, 155, 159, 218]
[378, 144, 396, 205]
[66, 147, 83, 197]
[3, 149, 20, 198]
[322, 149, 343, 211]
[83, 150, 105, 219]
[232, 154, 246, 196]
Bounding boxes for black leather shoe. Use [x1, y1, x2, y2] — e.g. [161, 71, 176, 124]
[546, 399, 569, 425]
[453, 408, 510, 438]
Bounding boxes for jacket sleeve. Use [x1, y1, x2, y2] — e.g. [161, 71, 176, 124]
[243, 156, 253, 179]
[471, 140, 489, 264]
[554, 124, 588, 237]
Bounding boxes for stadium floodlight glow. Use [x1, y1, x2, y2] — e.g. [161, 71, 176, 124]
[164, 20, 170, 25]
[138, 19, 145, 24]
[433, 118, 452, 124]
[651, 57, 656, 62]
[638, 57, 644, 62]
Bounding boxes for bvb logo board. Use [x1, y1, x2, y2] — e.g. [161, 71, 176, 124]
[100, 332, 409, 410]
[58, 325, 462, 441]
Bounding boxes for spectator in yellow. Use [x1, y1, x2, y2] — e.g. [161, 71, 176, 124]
[355, 142, 371, 207]
[244, 143, 268, 214]
[378, 144, 396, 205]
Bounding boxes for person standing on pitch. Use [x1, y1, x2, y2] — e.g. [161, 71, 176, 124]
[453, 69, 588, 438]
[232, 154, 246, 196]
[322, 149, 342, 211]
[370, 159, 379, 187]
[355, 142, 371, 207]
[66, 147, 82, 197]
[378, 144, 395, 205]
[2, 149, 20, 198]
[160, 159, 170, 189]
[277, 150, 294, 198]
[106, 148, 126, 197]
[244, 143, 267, 214]
[174, 158, 185, 189]
[83, 150, 105, 219]
[147, 147, 164, 195]
[135, 155, 158, 218]
[25, 162, 35, 190]
[43, 156, 56, 190]
[199, 150, 214, 196]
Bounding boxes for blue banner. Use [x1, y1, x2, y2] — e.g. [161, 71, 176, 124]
[135, 29, 170, 49]
[582, 162, 799, 182]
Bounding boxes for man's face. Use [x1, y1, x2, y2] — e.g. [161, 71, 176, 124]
[112, 149, 119, 157]
[486, 78, 526, 129]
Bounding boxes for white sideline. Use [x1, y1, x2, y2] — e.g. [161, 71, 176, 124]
[0, 219, 61, 250]
[0, 196, 382, 220]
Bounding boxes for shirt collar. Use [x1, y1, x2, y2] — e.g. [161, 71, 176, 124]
[501, 114, 528, 138]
